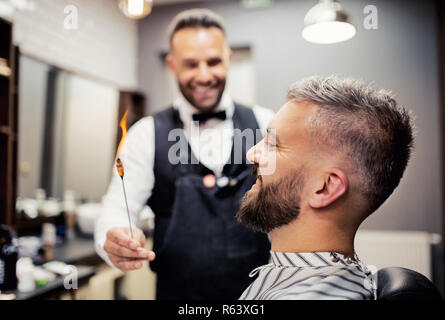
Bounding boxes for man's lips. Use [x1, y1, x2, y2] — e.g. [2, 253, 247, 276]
[251, 183, 260, 192]
[251, 176, 262, 192]
[251, 164, 263, 191]
[192, 86, 218, 98]
[193, 85, 216, 92]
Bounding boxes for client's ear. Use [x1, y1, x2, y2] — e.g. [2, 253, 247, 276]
[308, 169, 348, 209]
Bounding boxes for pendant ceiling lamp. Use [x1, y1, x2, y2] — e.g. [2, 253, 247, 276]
[302, 0, 356, 44]
[119, 0, 153, 20]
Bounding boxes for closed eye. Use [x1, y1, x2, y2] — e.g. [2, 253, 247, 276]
[266, 128, 278, 149]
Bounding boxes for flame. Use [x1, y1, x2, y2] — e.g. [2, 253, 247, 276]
[116, 109, 129, 156]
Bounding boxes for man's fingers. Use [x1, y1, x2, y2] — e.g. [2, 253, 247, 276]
[108, 253, 144, 271]
[143, 249, 156, 261]
[107, 229, 140, 250]
[113, 257, 144, 271]
[104, 240, 151, 259]
[105, 227, 155, 272]
[136, 230, 147, 248]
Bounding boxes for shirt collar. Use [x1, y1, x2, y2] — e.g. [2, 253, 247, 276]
[270, 251, 358, 268]
[173, 91, 234, 125]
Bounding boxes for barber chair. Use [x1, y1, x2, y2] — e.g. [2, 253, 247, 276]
[376, 267, 442, 300]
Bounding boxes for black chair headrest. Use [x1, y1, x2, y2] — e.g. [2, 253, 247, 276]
[376, 267, 442, 300]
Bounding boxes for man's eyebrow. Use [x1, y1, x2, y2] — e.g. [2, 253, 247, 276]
[183, 58, 197, 64]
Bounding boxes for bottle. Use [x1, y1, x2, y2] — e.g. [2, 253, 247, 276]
[16, 257, 35, 292]
[63, 190, 76, 240]
[35, 188, 46, 215]
[42, 223, 56, 261]
[0, 225, 19, 291]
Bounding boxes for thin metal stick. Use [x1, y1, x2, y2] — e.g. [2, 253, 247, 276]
[120, 176, 134, 239]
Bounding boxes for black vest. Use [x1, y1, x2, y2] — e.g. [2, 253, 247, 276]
[147, 104, 270, 300]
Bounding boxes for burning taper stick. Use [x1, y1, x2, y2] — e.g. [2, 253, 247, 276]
[116, 158, 134, 239]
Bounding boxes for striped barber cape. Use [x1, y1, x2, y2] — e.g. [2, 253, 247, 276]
[239, 251, 376, 300]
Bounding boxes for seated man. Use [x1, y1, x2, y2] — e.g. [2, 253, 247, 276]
[237, 76, 414, 300]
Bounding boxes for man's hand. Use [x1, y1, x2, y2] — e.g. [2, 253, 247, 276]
[104, 227, 156, 271]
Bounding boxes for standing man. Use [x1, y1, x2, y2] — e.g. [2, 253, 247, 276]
[95, 9, 274, 299]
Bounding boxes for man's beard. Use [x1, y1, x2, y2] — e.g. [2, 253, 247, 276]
[178, 79, 226, 112]
[236, 165, 306, 233]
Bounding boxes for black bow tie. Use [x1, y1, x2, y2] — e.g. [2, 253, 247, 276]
[192, 110, 227, 123]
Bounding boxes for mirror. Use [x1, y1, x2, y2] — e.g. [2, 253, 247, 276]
[17, 55, 119, 206]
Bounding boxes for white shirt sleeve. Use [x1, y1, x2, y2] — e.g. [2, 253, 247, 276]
[94, 116, 156, 267]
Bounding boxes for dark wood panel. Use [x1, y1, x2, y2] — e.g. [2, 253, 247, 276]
[13, 47, 19, 136]
[11, 47, 18, 227]
[0, 18, 11, 62]
[0, 133, 8, 225]
[436, 0, 445, 296]
[0, 76, 9, 126]
[0, 17, 16, 228]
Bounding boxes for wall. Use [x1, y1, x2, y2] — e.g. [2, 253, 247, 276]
[17, 55, 119, 201]
[17, 56, 48, 198]
[10, 0, 138, 90]
[63, 74, 119, 202]
[9, 0, 131, 201]
[137, 0, 442, 234]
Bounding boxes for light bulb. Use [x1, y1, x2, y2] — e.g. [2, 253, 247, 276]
[119, 0, 152, 19]
[302, 0, 356, 44]
[302, 21, 356, 44]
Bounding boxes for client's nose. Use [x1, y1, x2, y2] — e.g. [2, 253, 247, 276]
[247, 140, 264, 165]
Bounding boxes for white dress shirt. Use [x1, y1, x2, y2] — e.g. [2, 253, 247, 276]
[94, 92, 275, 267]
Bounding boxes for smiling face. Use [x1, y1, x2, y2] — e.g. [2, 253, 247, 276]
[249, 100, 320, 190]
[236, 100, 321, 232]
[166, 27, 231, 112]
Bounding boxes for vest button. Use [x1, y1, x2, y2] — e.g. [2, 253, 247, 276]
[203, 174, 216, 188]
[216, 176, 229, 188]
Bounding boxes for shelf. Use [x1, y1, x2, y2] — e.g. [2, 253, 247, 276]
[0, 62, 11, 78]
[15, 216, 57, 231]
[0, 72, 10, 79]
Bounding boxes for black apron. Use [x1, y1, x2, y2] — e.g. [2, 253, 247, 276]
[147, 104, 270, 300]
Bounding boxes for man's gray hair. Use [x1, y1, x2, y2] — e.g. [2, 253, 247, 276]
[287, 76, 415, 213]
[167, 8, 226, 44]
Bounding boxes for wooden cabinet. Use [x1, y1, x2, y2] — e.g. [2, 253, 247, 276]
[0, 17, 18, 227]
